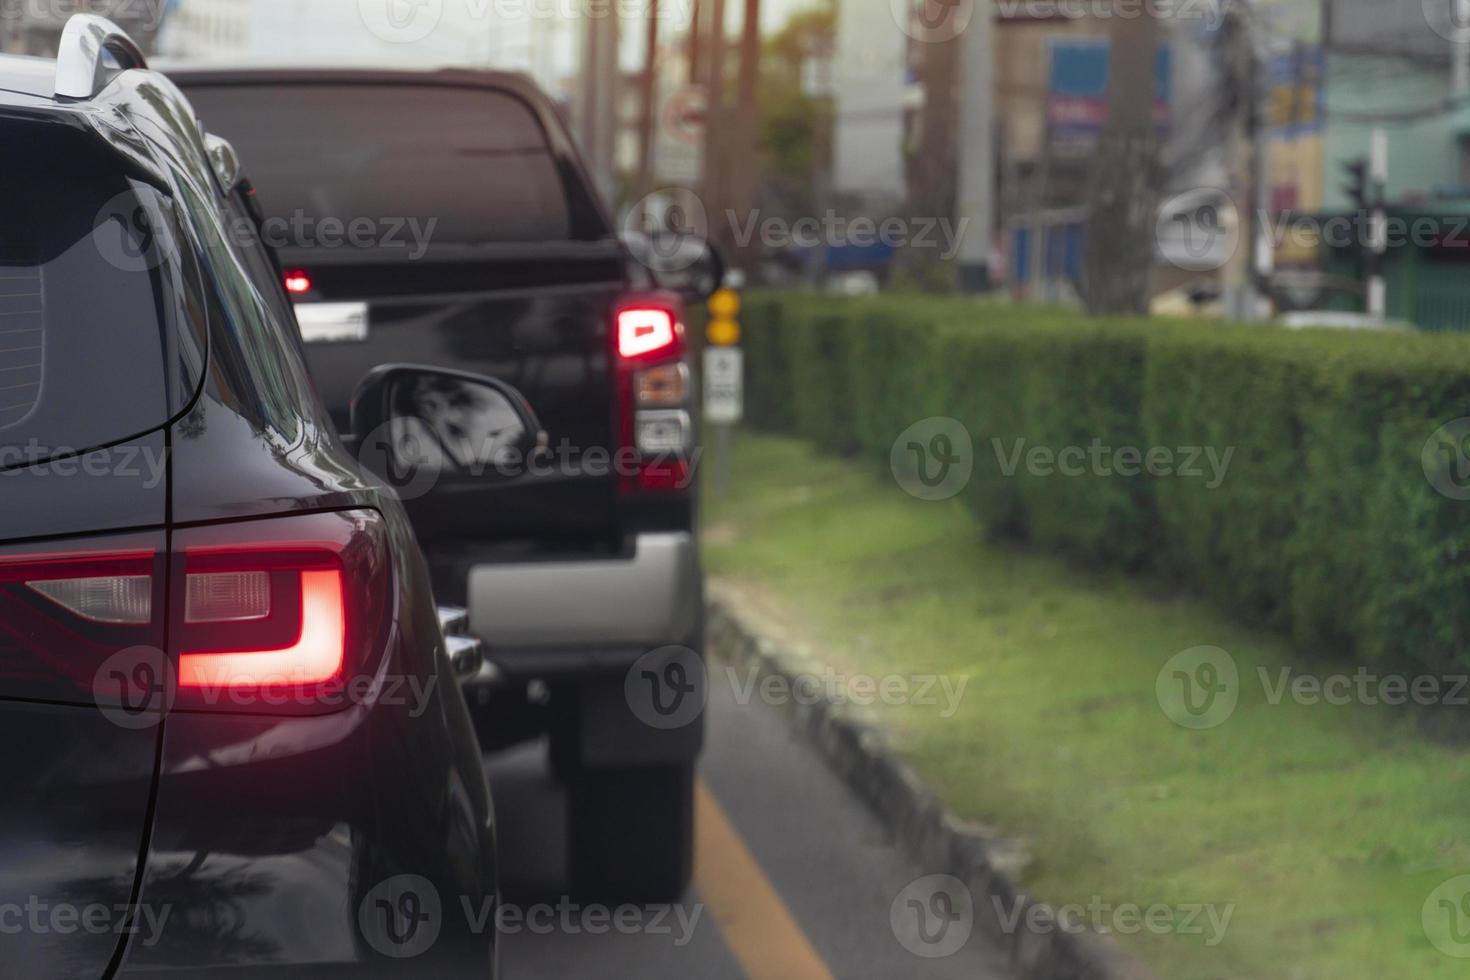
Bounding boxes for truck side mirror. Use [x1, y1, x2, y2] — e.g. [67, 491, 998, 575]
[349, 364, 548, 490]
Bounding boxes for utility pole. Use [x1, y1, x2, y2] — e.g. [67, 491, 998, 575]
[1217, 5, 1256, 320]
[906, 29, 961, 286]
[687, 0, 701, 85]
[1367, 126, 1388, 319]
[579, 9, 621, 205]
[727, 0, 762, 277]
[1456, 0, 1470, 97]
[804, 28, 835, 288]
[701, 0, 729, 250]
[1081, 0, 1160, 314]
[635, 0, 661, 205]
[954, 0, 994, 292]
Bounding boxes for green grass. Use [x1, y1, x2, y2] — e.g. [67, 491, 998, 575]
[703, 431, 1470, 980]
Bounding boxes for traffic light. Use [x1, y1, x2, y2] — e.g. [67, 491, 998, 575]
[1341, 157, 1369, 210]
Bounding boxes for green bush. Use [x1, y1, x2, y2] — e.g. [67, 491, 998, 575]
[737, 292, 1470, 673]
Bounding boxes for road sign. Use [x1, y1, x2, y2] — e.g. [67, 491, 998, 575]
[655, 84, 706, 184]
[662, 87, 708, 145]
[703, 348, 744, 425]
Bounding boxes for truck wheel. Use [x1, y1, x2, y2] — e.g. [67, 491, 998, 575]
[567, 763, 694, 902]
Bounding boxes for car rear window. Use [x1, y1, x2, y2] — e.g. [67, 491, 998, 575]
[184, 84, 573, 247]
[0, 122, 196, 463]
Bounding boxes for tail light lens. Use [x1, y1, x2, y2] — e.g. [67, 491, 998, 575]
[0, 535, 166, 705]
[614, 294, 694, 495]
[618, 308, 679, 359]
[635, 363, 690, 406]
[0, 511, 391, 716]
[172, 510, 392, 714]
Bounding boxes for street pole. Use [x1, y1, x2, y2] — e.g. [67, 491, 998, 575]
[687, 0, 702, 85]
[1251, 40, 1273, 320]
[907, 30, 960, 286]
[1219, 5, 1254, 321]
[1456, 0, 1470, 97]
[728, 0, 762, 278]
[636, 0, 661, 205]
[954, 0, 994, 292]
[806, 33, 834, 288]
[579, 9, 621, 205]
[701, 0, 728, 226]
[1081, 0, 1160, 314]
[1367, 126, 1388, 319]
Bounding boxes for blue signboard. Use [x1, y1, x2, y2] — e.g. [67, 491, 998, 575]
[1047, 38, 1172, 150]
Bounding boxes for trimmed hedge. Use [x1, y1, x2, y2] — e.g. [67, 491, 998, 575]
[738, 292, 1470, 673]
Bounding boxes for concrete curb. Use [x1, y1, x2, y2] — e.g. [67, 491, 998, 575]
[707, 584, 1154, 980]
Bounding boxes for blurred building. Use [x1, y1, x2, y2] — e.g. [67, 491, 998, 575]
[1228, 0, 1470, 328]
[156, 0, 571, 95]
[830, 0, 909, 203]
[1310, 0, 1470, 328]
[1, 0, 167, 56]
[1322, 0, 1470, 208]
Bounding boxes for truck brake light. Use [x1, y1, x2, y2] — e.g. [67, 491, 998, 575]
[618, 307, 680, 359]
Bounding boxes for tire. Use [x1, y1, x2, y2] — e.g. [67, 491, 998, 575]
[567, 763, 695, 902]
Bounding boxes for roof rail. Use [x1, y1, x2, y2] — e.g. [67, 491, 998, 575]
[54, 14, 148, 101]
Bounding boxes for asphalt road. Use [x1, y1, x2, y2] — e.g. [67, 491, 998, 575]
[488, 671, 1016, 980]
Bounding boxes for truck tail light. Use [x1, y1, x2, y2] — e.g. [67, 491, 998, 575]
[614, 294, 694, 495]
[618, 308, 679, 359]
[172, 510, 392, 713]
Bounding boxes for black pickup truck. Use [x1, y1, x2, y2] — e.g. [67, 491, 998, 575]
[171, 67, 722, 900]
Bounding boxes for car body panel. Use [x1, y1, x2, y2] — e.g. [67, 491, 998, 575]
[0, 49, 497, 978]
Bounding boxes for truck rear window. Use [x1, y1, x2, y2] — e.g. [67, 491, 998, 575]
[184, 84, 573, 247]
[0, 124, 190, 463]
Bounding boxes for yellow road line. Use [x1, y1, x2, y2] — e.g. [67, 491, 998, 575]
[695, 780, 836, 980]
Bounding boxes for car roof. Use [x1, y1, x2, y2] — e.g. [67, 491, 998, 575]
[0, 53, 58, 99]
[0, 51, 225, 210]
[157, 63, 546, 101]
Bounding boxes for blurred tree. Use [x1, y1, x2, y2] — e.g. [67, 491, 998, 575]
[755, 5, 835, 223]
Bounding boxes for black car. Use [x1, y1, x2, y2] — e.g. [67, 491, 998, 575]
[171, 65, 724, 900]
[0, 17, 509, 978]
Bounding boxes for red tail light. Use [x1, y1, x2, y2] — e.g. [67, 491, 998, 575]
[284, 270, 312, 295]
[172, 510, 391, 713]
[0, 511, 390, 716]
[614, 294, 694, 496]
[618, 307, 680, 359]
[0, 536, 166, 704]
